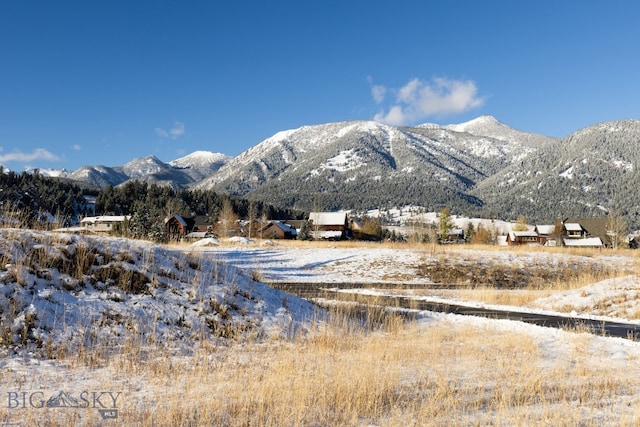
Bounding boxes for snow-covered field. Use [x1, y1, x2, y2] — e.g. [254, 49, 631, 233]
[3, 230, 640, 425]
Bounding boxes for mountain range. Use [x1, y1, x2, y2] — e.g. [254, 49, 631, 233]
[27, 116, 640, 228]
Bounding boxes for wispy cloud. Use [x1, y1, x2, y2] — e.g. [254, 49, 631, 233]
[155, 122, 185, 139]
[0, 148, 60, 163]
[371, 84, 387, 104]
[371, 77, 486, 126]
[71, 144, 81, 151]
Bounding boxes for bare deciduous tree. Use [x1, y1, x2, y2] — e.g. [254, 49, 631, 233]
[217, 199, 238, 238]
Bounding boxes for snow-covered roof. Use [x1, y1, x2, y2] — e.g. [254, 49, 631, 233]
[509, 231, 538, 238]
[80, 215, 131, 224]
[165, 214, 188, 227]
[564, 223, 583, 232]
[310, 230, 344, 239]
[309, 211, 347, 226]
[535, 225, 556, 235]
[563, 237, 603, 247]
[272, 221, 297, 234]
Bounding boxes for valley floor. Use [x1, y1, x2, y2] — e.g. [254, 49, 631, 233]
[3, 235, 640, 425]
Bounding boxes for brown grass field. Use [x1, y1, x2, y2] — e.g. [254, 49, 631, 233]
[3, 232, 640, 426]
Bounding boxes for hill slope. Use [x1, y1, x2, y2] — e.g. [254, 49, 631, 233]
[0, 229, 319, 356]
[194, 117, 553, 212]
[471, 119, 640, 225]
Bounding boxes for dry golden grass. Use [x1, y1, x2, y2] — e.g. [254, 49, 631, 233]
[5, 229, 640, 425]
[3, 308, 640, 426]
[417, 267, 634, 307]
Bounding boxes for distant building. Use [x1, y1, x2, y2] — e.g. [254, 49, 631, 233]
[506, 230, 540, 246]
[533, 224, 557, 246]
[308, 211, 350, 240]
[80, 215, 131, 233]
[258, 221, 297, 240]
[563, 217, 610, 247]
[165, 214, 214, 240]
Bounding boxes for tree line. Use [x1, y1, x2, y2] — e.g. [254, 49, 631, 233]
[0, 169, 304, 241]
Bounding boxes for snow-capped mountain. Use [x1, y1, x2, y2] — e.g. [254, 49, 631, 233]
[193, 117, 554, 212]
[169, 150, 231, 181]
[68, 165, 129, 188]
[470, 119, 640, 223]
[63, 151, 230, 188]
[20, 116, 640, 226]
[24, 167, 70, 178]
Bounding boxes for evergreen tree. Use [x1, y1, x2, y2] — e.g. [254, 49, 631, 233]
[465, 222, 475, 243]
[297, 220, 311, 241]
[438, 207, 453, 243]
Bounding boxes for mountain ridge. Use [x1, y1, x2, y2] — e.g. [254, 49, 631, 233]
[13, 116, 640, 228]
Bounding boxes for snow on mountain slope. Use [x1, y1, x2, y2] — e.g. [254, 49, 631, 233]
[190, 118, 551, 212]
[471, 119, 640, 227]
[169, 150, 231, 169]
[194, 118, 530, 191]
[422, 115, 556, 163]
[121, 155, 171, 178]
[67, 165, 129, 188]
[169, 150, 231, 181]
[24, 167, 70, 178]
[194, 121, 369, 188]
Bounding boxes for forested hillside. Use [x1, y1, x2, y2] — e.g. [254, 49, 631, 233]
[0, 170, 303, 241]
[471, 120, 640, 227]
[196, 118, 552, 215]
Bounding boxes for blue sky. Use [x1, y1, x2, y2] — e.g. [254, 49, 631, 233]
[2, 1, 640, 171]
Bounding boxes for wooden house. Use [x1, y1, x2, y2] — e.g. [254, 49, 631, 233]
[259, 221, 297, 240]
[165, 214, 214, 240]
[349, 218, 367, 240]
[308, 211, 349, 240]
[80, 215, 131, 234]
[563, 217, 610, 247]
[563, 223, 586, 239]
[534, 224, 557, 246]
[443, 228, 465, 243]
[506, 230, 540, 246]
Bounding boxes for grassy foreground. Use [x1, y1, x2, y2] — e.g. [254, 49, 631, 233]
[3, 232, 640, 425]
[2, 307, 640, 426]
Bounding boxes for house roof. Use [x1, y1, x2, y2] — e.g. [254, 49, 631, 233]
[565, 217, 611, 245]
[509, 231, 538, 238]
[311, 230, 344, 239]
[260, 221, 297, 234]
[564, 223, 583, 232]
[534, 225, 556, 235]
[166, 214, 188, 227]
[81, 215, 130, 224]
[272, 221, 297, 234]
[192, 215, 213, 227]
[563, 237, 603, 247]
[309, 211, 347, 226]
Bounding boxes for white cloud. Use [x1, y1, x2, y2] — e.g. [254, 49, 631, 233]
[71, 144, 81, 151]
[156, 122, 185, 140]
[372, 77, 485, 126]
[169, 122, 184, 138]
[0, 148, 59, 163]
[371, 85, 387, 104]
[155, 128, 170, 138]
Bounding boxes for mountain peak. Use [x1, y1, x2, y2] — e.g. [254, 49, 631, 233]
[445, 115, 506, 133]
[170, 151, 230, 166]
